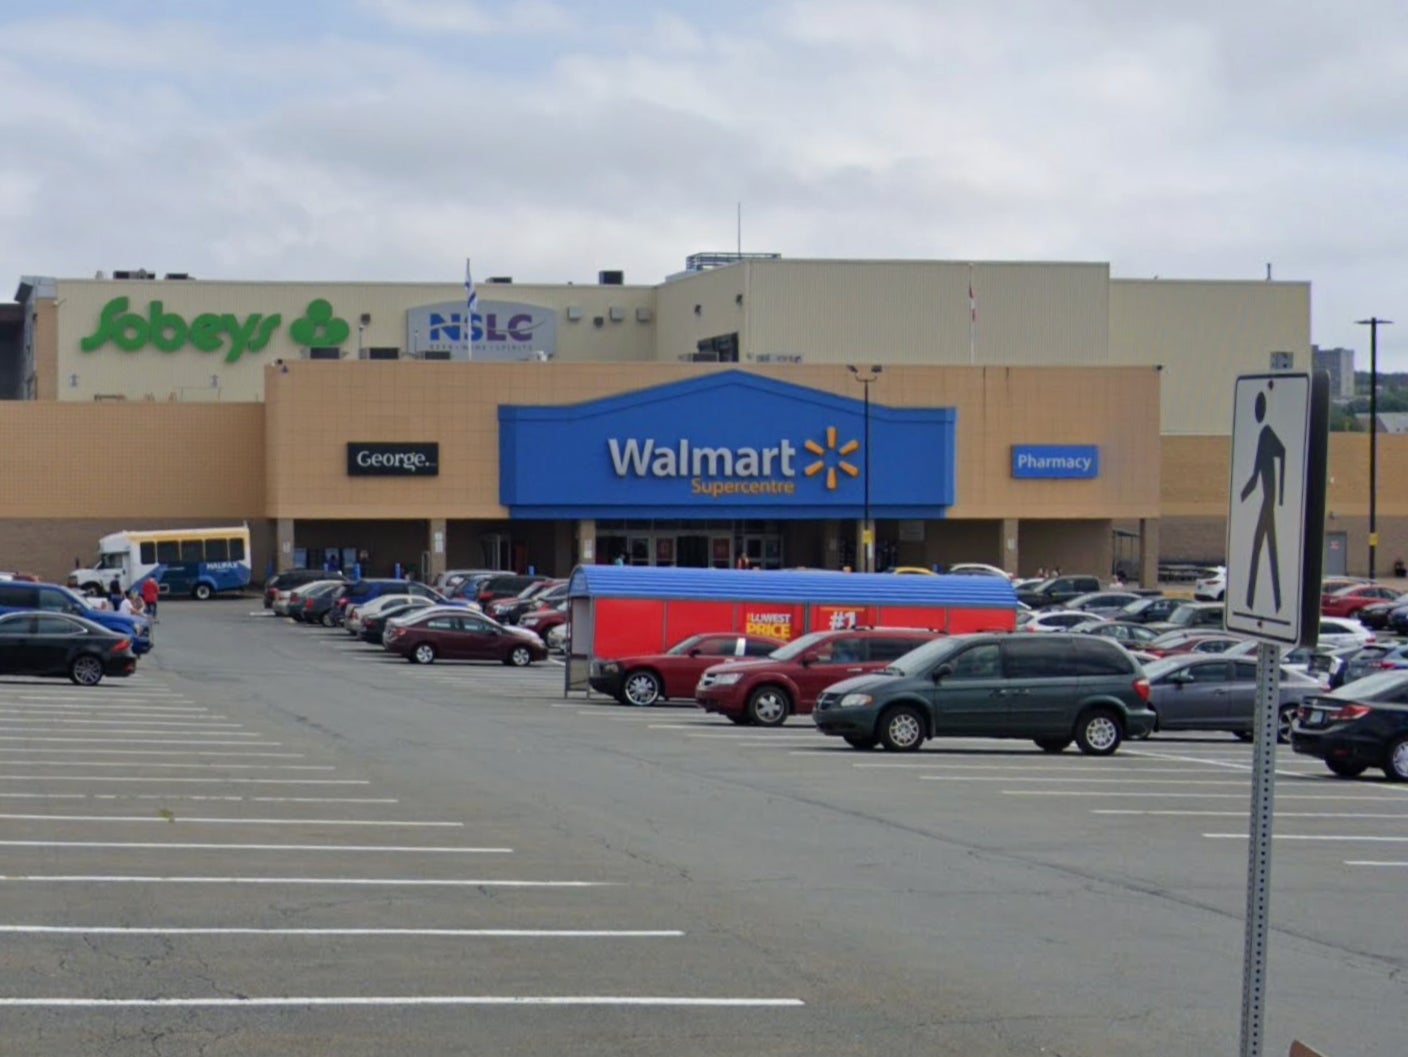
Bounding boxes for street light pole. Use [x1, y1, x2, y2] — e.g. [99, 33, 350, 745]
[847, 365, 883, 572]
[1356, 318, 1393, 580]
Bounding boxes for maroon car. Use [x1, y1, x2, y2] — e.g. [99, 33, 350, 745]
[518, 600, 568, 640]
[589, 632, 785, 706]
[695, 628, 943, 727]
[384, 610, 547, 666]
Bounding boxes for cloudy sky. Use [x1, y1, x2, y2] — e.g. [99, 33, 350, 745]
[3, 0, 1406, 367]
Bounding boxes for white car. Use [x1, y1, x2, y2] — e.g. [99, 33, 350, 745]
[1194, 566, 1227, 601]
[1315, 616, 1374, 649]
[346, 593, 443, 635]
[948, 562, 1016, 581]
[1020, 610, 1095, 633]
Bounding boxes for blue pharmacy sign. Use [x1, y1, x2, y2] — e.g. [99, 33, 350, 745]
[499, 371, 957, 519]
[1011, 444, 1100, 479]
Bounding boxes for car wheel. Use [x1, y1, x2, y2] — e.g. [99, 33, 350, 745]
[1034, 738, 1071, 753]
[1074, 709, 1123, 756]
[507, 645, 533, 668]
[1276, 705, 1297, 744]
[412, 643, 436, 665]
[193, 583, 213, 601]
[1385, 736, 1408, 782]
[321, 611, 336, 628]
[621, 669, 661, 707]
[69, 654, 104, 687]
[843, 735, 878, 750]
[1326, 759, 1367, 778]
[878, 705, 925, 752]
[746, 686, 790, 727]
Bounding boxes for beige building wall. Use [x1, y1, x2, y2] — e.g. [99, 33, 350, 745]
[1109, 279, 1310, 435]
[736, 259, 1110, 367]
[32, 297, 57, 401]
[262, 361, 1162, 521]
[51, 279, 657, 403]
[653, 265, 748, 363]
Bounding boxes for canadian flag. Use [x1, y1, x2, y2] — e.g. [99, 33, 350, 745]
[968, 279, 977, 323]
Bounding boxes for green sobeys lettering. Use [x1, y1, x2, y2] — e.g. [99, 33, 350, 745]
[77, 296, 335, 363]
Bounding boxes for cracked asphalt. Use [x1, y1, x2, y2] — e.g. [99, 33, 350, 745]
[0, 600, 1402, 1056]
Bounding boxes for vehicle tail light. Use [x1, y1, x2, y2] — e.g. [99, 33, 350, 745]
[111, 638, 131, 652]
[1330, 704, 1372, 722]
[304, 597, 315, 610]
[1133, 677, 1151, 702]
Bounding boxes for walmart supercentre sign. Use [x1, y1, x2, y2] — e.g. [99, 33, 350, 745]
[499, 372, 957, 518]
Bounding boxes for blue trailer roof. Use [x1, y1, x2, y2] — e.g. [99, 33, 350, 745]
[567, 565, 1016, 607]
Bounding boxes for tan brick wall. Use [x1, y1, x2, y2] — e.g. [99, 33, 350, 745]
[263, 361, 1162, 521]
[1019, 520, 1115, 579]
[0, 402, 265, 519]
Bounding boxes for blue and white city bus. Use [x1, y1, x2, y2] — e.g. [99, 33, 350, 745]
[69, 525, 252, 601]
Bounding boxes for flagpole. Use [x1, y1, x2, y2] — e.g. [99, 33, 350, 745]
[968, 263, 976, 364]
[464, 257, 477, 362]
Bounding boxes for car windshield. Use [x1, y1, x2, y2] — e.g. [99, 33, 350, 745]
[98, 553, 126, 569]
[1029, 578, 1059, 592]
[768, 631, 832, 661]
[667, 634, 706, 656]
[880, 637, 966, 677]
[1165, 605, 1209, 627]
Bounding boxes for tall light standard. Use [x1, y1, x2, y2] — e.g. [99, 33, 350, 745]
[847, 365, 883, 572]
[1356, 317, 1392, 580]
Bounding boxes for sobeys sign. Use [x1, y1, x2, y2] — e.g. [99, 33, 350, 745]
[79, 297, 350, 363]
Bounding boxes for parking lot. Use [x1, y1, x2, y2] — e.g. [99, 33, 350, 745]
[0, 601, 1403, 1057]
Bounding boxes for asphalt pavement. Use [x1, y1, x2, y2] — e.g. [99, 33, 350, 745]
[0, 599, 1402, 1056]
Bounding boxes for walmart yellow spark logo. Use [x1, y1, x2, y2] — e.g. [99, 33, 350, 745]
[804, 426, 860, 490]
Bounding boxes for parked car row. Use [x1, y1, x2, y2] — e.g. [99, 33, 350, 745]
[267, 571, 551, 667]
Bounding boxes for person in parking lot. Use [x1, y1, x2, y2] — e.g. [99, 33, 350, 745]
[107, 578, 123, 611]
[140, 575, 160, 623]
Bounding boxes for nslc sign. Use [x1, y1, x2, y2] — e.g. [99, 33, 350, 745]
[499, 372, 956, 518]
[1011, 445, 1100, 479]
[406, 300, 558, 361]
[347, 443, 440, 477]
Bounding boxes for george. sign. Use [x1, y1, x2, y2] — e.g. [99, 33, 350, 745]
[1224, 373, 1329, 646]
[1011, 445, 1100, 479]
[499, 372, 956, 519]
[406, 300, 558, 361]
[80, 297, 349, 364]
[346, 442, 440, 477]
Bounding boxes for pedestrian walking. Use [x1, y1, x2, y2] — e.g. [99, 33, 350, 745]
[140, 576, 160, 623]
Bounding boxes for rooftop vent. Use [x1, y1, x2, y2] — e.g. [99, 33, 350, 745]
[598, 270, 624, 285]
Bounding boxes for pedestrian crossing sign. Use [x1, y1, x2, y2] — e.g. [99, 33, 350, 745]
[1224, 372, 1329, 646]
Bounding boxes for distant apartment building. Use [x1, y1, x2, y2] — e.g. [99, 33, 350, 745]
[1313, 344, 1356, 399]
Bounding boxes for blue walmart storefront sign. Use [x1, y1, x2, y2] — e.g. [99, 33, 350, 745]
[499, 372, 956, 518]
[1011, 444, 1100, 479]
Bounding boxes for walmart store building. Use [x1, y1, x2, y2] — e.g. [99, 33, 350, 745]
[3, 256, 1402, 584]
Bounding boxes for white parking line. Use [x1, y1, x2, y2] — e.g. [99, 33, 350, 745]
[0, 814, 461, 827]
[0, 707, 211, 716]
[0, 794, 395, 804]
[0, 720, 245, 730]
[0, 995, 800, 1008]
[0, 776, 367, 784]
[1003, 791, 1407, 801]
[1345, 860, 1408, 867]
[1094, 810, 1408, 819]
[5, 693, 191, 702]
[680, 732, 819, 741]
[0, 925, 675, 937]
[0, 875, 614, 887]
[850, 763, 1239, 773]
[0, 841, 505, 852]
[920, 776, 1255, 785]
[0, 736, 276, 745]
[0, 760, 327, 769]
[1204, 833, 1408, 842]
[1, 747, 299, 756]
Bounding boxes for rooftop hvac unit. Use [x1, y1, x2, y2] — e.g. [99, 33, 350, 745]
[305, 347, 342, 360]
[598, 270, 624, 285]
[423, 349, 452, 361]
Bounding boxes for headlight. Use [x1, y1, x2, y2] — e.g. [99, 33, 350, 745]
[597, 661, 620, 673]
[708, 673, 742, 686]
[839, 693, 873, 709]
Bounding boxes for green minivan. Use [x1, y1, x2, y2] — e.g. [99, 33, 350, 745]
[812, 633, 1155, 755]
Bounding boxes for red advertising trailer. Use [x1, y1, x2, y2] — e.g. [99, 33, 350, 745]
[564, 565, 1017, 693]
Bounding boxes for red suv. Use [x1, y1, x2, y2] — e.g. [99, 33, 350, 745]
[590, 632, 784, 706]
[695, 628, 942, 727]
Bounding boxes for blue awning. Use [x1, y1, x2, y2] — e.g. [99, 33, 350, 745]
[567, 565, 1016, 607]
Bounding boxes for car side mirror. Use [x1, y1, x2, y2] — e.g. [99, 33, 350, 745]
[1170, 670, 1193, 686]
[687, 647, 702, 657]
[800, 650, 819, 666]
[932, 663, 954, 682]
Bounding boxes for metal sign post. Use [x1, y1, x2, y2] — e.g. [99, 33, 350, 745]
[1225, 371, 1329, 1057]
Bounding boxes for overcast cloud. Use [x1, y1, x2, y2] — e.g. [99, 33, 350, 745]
[3, 0, 1405, 367]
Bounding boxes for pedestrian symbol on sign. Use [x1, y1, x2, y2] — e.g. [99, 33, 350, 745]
[1239, 388, 1287, 612]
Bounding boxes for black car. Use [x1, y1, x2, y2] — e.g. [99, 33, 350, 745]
[489, 580, 567, 625]
[1148, 601, 1226, 634]
[1015, 575, 1102, 609]
[0, 611, 137, 685]
[1357, 602, 1400, 631]
[288, 581, 346, 624]
[1116, 595, 1182, 624]
[1291, 670, 1408, 779]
